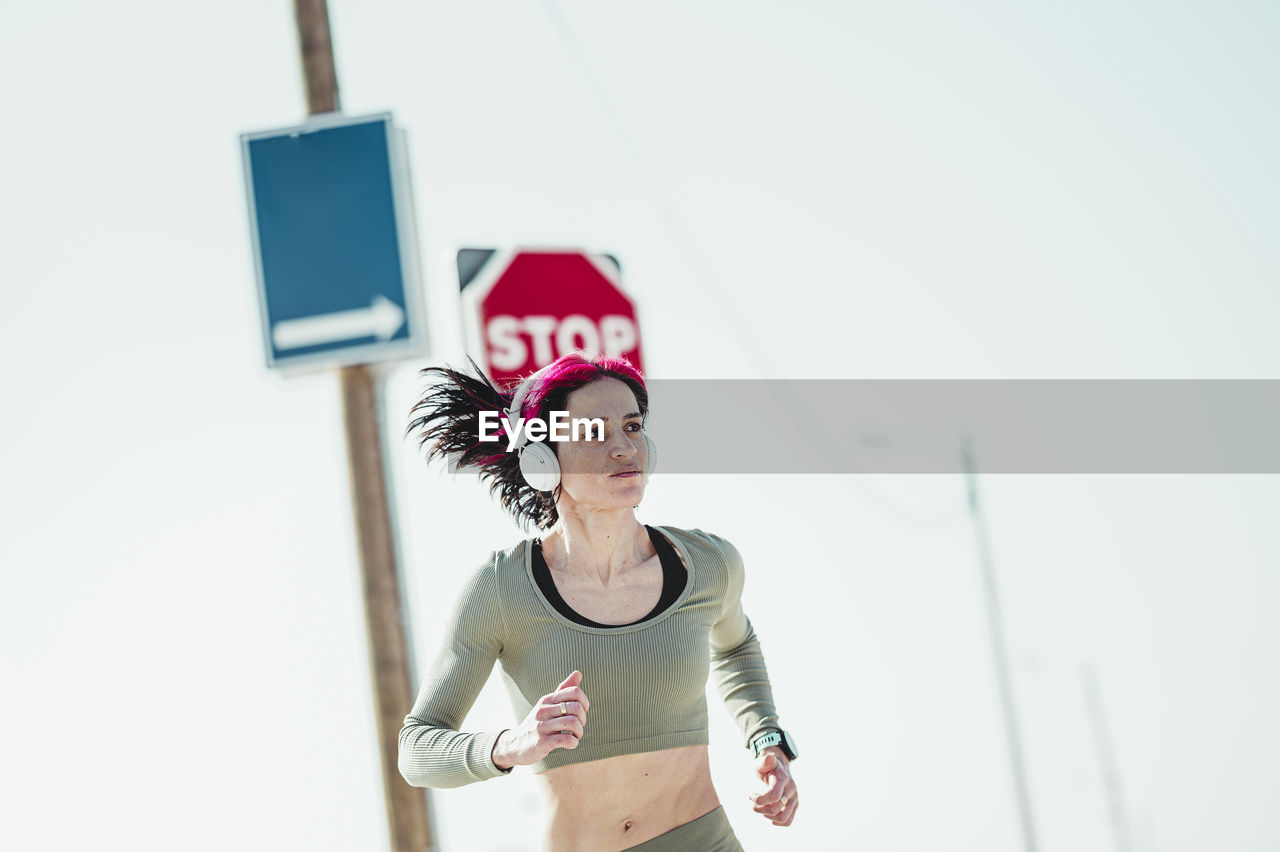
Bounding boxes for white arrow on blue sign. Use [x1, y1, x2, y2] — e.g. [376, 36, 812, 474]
[240, 112, 427, 371]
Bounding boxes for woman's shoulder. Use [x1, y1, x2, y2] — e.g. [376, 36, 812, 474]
[444, 538, 533, 632]
[448, 537, 527, 598]
[652, 525, 744, 569]
[652, 524, 735, 547]
[470, 536, 533, 584]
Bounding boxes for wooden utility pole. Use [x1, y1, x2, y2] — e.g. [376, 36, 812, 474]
[290, 3, 434, 850]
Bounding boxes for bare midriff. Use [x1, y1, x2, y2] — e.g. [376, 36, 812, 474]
[535, 528, 719, 850]
[538, 744, 720, 852]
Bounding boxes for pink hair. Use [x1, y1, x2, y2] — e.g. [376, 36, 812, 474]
[461, 352, 646, 469]
[514, 352, 646, 420]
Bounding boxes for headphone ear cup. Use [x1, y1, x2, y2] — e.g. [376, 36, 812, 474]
[643, 435, 657, 475]
[519, 441, 561, 492]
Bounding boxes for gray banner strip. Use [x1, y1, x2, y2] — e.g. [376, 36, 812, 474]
[648, 379, 1280, 473]
[448, 380, 1280, 474]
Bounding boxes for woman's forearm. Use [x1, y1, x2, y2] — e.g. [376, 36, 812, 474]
[397, 719, 512, 788]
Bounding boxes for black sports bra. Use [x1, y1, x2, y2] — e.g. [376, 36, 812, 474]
[532, 525, 688, 628]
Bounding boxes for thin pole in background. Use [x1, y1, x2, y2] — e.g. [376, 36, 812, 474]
[962, 434, 1040, 852]
[1082, 662, 1135, 852]
[289, 2, 434, 849]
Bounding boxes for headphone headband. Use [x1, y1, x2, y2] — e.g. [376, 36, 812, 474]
[505, 363, 554, 452]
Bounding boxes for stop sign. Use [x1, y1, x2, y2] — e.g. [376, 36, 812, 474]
[460, 249, 646, 388]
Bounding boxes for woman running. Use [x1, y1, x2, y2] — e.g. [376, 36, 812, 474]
[398, 351, 799, 851]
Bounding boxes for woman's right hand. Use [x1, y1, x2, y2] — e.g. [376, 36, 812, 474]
[492, 671, 590, 770]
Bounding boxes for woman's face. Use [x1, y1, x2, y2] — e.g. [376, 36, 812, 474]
[552, 377, 648, 511]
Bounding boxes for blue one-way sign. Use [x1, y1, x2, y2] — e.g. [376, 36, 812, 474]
[240, 112, 427, 371]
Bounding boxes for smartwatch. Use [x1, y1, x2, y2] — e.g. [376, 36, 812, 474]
[751, 729, 799, 761]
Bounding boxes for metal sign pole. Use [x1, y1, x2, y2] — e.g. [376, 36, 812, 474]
[289, 2, 434, 849]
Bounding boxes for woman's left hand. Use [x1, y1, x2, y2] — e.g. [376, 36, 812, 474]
[748, 748, 798, 826]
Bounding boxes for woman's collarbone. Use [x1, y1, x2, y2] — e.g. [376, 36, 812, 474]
[554, 557, 664, 624]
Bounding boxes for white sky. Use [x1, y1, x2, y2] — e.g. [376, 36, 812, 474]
[2, 2, 1278, 851]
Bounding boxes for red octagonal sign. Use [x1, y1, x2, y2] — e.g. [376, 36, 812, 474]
[461, 248, 646, 388]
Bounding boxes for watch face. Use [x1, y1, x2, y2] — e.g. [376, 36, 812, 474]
[782, 730, 799, 760]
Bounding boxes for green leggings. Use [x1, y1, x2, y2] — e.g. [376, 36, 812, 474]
[622, 806, 744, 851]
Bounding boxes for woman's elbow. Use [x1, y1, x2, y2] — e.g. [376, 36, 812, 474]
[398, 758, 468, 790]
[397, 748, 454, 789]
[397, 723, 466, 790]
[397, 723, 430, 788]
[397, 753, 433, 789]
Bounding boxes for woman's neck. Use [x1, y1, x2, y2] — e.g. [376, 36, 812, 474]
[541, 511, 651, 587]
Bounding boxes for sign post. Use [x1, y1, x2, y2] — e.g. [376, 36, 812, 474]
[459, 248, 646, 386]
[237, 3, 434, 850]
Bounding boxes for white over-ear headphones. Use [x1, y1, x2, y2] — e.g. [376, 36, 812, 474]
[505, 364, 657, 493]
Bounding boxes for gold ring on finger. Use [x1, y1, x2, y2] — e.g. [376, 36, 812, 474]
[781, 796, 788, 807]
[560, 702, 568, 715]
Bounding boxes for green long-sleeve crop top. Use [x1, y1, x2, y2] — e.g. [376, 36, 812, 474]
[397, 526, 782, 789]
